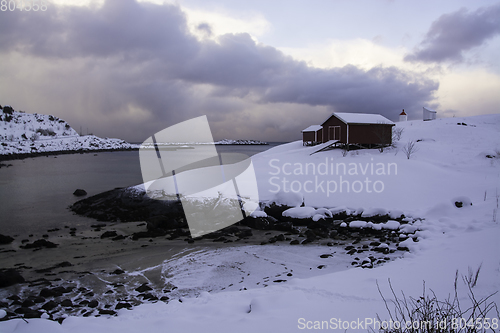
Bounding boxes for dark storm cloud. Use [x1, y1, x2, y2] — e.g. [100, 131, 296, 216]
[0, 0, 198, 61]
[0, 0, 437, 141]
[405, 3, 500, 63]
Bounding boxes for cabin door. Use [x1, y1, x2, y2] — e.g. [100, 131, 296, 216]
[328, 126, 341, 141]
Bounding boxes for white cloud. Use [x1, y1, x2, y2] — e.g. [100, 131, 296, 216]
[436, 69, 500, 116]
[182, 7, 271, 42]
[277, 38, 411, 71]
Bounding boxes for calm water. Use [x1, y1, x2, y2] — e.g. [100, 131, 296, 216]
[0, 144, 283, 235]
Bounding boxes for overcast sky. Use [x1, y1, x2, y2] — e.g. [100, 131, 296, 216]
[1, 0, 499, 142]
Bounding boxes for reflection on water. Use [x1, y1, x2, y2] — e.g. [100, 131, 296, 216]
[0, 144, 283, 235]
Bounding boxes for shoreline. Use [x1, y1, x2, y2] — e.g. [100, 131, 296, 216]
[0, 220, 407, 322]
[0, 143, 272, 162]
[0, 147, 140, 162]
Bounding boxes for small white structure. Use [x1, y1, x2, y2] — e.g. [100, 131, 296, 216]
[423, 107, 437, 121]
[399, 109, 407, 122]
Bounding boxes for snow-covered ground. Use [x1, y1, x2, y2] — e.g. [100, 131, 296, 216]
[1, 114, 499, 332]
[0, 107, 138, 156]
[140, 138, 268, 147]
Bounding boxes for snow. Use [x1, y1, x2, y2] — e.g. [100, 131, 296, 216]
[348, 220, 368, 228]
[381, 220, 400, 230]
[1, 114, 500, 333]
[332, 112, 395, 125]
[140, 139, 267, 147]
[0, 109, 138, 156]
[388, 209, 404, 219]
[301, 125, 322, 132]
[314, 208, 332, 218]
[282, 206, 316, 218]
[361, 207, 388, 217]
[312, 214, 325, 221]
[249, 210, 268, 218]
[329, 206, 351, 215]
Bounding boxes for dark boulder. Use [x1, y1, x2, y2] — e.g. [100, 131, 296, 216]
[73, 189, 87, 197]
[140, 293, 158, 301]
[111, 269, 125, 275]
[241, 216, 275, 230]
[98, 309, 116, 315]
[115, 302, 132, 310]
[60, 299, 73, 307]
[41, 300, 58, 311]
[88, 300, 99, 308]
[20, 239, 58, 249]
[14, 308, 42, 318]
[0, 234, 14, 245]
[263, 203, 293, 221]
[21, 299, 35, 307]
[70, 187, 185, 223]
[100, 231, 118, 239]
[54, 261, 72, 268]
[0, 269, 25, 288]
[135, 283, 152, 293]
[2, 106, 14, 114]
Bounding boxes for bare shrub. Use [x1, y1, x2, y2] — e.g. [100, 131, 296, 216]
[341, 144, 349, 157]
[393, 127, 404, 142]
[374, 266, 499, 333]
[36, 128, 56, 136]
[30, 133, 39, 142]
[402, 140, 418, 159]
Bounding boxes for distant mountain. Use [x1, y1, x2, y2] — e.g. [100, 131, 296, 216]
[214, 139, 267, 145]
[0, 104, 137, 158]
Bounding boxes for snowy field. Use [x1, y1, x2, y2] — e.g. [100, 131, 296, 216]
[1, 114, 499, 332]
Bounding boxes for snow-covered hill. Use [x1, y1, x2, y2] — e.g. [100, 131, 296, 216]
[0, 105, 138, 157]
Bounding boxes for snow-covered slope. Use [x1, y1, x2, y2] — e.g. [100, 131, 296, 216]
[252, 114, 500, 214]
[1, 114, 499, 332]
[0, 105, 138, 157]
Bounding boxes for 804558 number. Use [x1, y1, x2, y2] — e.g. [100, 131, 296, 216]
[1, 0, 48, 11]
[451, 318, 499, 330]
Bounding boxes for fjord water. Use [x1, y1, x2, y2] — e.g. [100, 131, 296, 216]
[0, 144, 279, 235]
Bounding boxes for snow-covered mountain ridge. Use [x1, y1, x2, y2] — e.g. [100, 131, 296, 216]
[0, 104, 138, 158]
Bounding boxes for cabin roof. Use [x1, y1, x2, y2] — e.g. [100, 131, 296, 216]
[323, 112, 394, 125]
[302, 125, 323, 132]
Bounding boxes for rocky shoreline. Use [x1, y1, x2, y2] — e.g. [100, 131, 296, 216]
[0, 147, 139, 162]
[0, 188, 422, 323]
